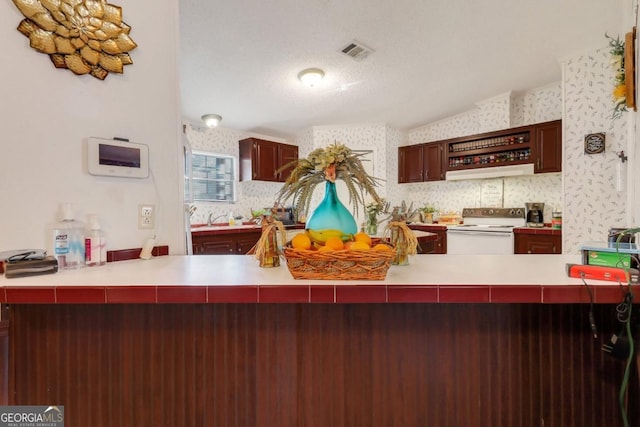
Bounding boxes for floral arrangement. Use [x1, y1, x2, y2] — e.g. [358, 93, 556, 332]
[276, 142, 383, 217]
[606, 33, 627, 120]
[365, 199, 386, 219]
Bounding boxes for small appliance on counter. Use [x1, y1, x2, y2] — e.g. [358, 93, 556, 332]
[525, 202, 544, 227]
[266, 207, 296, 225]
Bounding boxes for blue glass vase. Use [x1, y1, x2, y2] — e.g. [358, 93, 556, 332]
[306, 181, 357, 235]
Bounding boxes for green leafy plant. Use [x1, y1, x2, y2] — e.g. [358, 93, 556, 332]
[276, 142, 383, 216]
[418, 206, 437, 214]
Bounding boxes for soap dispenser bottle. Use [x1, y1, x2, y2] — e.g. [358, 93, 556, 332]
[51, 203, 85, 269]
[85, 214, 106, 266]
[228, 211, 236, 226]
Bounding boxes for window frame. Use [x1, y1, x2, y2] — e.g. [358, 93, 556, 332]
[190, 150, 237, 203]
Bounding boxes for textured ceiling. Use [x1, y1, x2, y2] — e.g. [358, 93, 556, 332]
[179, 0, 624, 138]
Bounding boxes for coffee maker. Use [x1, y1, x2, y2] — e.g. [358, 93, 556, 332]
[525, 202, 544, 227]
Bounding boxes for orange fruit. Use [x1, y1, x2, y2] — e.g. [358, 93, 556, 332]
[354, 231, 372, 246]
[324, 236, 344, 250]
[350, 241, 370, 250]
[372, 243, 391, 251]
[343, 241, 354, 250]
[318, 245, 334, 252]
[291, 233, 312, 250]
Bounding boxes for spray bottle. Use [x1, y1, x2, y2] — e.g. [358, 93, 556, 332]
[85, 214, 107, 266]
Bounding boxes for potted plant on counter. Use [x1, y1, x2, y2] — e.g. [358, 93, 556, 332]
[417, 206, 438, 224]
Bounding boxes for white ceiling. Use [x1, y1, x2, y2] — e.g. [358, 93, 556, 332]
[179, 0, 624, 139]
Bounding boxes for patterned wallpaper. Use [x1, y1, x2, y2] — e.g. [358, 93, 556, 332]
[476, 92, 511, 133]
[562, 47, 629, 253]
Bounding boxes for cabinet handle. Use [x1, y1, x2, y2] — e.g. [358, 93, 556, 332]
[528, 250, 532, 254]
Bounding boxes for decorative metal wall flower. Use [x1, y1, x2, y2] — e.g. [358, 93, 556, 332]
[606, 33, 627, 120]
[11, 0, 137, 80]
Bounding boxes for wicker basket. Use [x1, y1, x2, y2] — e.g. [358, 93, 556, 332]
[283, 240, 395, 280]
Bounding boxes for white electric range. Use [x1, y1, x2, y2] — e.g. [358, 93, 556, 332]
[446, 207, 526, 255]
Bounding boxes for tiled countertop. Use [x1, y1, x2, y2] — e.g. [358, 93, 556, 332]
[0, 254, 632, 304]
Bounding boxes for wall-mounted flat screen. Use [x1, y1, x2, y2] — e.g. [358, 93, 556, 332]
[87, 137, 149, 178]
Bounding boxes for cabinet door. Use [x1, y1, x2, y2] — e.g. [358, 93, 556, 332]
[195, 236, 236, 254]
[398, 145, 424, 183]
[409, 226, 447, 254]
[254, 139, 279, 181]
[236, 233, 262, 254]
[533, 120, 562, 173]
[277, 144, 299, 182]
[514, 234, 561, 254]
[424, 142, 444, 181]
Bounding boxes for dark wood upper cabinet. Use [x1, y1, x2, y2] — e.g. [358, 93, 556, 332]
[239, 138, 298, 182]
[532, 119, 562, 173]
[398, 142, 445, 183]
[424, 142, 445, 181]
[399, 120, 562, 183]
[398, 144, 425, 183]
[277, 143, 299, 181]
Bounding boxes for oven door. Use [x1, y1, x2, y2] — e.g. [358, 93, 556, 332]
[447, 229, 514, 255]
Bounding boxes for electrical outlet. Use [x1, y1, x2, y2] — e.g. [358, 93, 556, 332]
[138, 204, 155, 229]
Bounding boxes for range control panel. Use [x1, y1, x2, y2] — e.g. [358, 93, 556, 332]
[461, 208, 525, 218]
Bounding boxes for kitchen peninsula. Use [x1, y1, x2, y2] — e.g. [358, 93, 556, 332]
[0, 255, 636, 426]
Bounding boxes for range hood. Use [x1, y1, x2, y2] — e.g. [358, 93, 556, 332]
[445, 163, 534, 181]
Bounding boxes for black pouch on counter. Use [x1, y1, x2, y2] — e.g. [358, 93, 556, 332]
[4, 256, 58, 278]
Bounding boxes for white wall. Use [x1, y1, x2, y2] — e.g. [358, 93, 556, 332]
[0, 0, 183, 254]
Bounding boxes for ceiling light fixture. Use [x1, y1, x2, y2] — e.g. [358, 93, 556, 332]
[297, 68, 325, 88]
[201, 114, 222, 128]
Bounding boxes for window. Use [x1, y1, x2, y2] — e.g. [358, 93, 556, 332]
[191, 151, 236, 202]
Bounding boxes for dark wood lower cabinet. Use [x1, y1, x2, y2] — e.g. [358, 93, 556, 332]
[515, 233, 562, 254]
[6, 303, 636, 426]
[192, 232, 261, 254]
[410, 225, 447, 253]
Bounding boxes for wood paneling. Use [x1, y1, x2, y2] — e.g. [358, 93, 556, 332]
[8, 303, 637, 426]
[0, 311, 8, 405]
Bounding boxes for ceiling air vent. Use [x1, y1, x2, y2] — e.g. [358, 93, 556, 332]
[339, 40, 373, 62]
